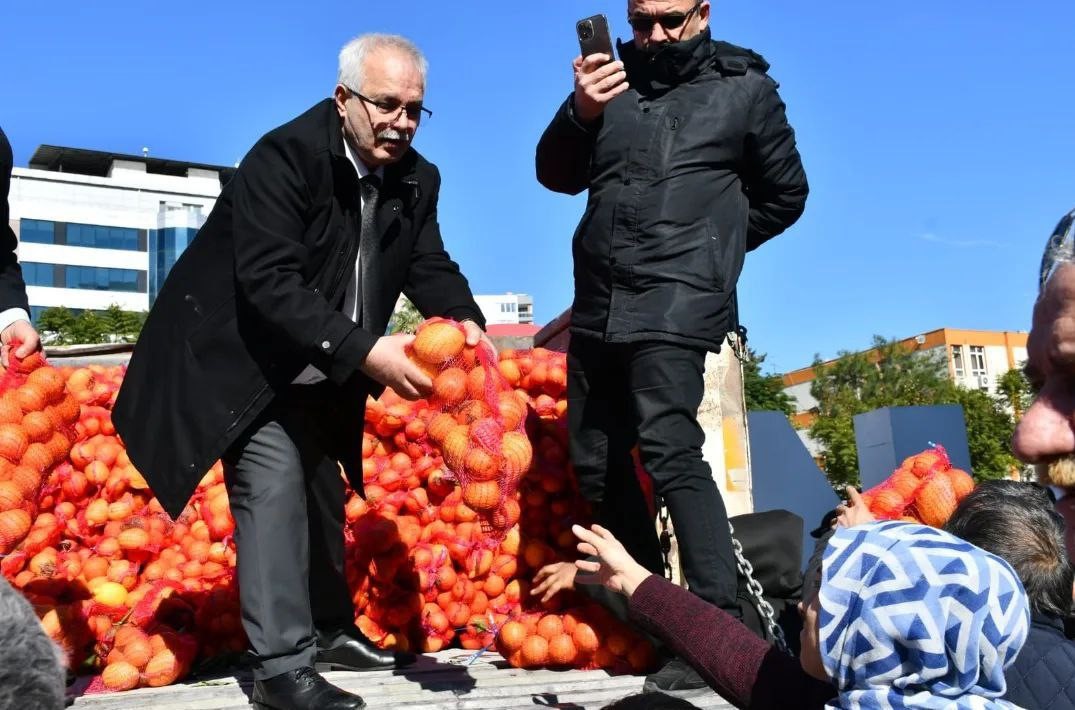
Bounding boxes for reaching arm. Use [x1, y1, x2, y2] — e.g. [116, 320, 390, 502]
[629, 575, 836, 709]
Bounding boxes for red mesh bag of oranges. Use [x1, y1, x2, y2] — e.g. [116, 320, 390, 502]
[860, 444, 976, 527]
[404, 318, 532, 537]
[0, 344, 79, 556]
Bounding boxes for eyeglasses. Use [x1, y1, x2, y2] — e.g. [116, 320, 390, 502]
[627, 2, 701, 33]
[345, 86, 432, 121]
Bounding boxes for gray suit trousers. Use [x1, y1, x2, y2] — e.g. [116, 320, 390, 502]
[222, 393, 354, 680]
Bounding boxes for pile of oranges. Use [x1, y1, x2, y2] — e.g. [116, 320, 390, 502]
[1, 322, 657, 694]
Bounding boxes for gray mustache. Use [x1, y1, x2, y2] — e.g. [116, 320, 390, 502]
[377, 128, 408, 141]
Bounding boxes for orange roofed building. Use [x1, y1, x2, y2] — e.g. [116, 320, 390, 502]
[781, 328, 1028, 429]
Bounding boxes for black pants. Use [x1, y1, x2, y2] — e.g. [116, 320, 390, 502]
[222, 387, 355, 680]
[567, 336, 739, 614]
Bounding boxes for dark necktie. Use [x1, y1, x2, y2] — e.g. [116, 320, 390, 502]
[344, 173, 380, 324]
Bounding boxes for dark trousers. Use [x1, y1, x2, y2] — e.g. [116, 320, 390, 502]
[567, 336, 739, 614]
[222, 388, 355, 680]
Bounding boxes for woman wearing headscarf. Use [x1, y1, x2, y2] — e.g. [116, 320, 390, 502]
[574, 518, 1031, 709]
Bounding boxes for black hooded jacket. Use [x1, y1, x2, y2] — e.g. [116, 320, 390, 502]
[536, 30, 808, 350]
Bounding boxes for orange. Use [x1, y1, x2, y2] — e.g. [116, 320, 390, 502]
[413, 321, 466, 365]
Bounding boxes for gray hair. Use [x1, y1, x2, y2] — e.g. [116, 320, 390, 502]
[337, 33, 428, 92]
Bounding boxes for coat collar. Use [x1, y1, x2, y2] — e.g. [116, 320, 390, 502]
[1031, 611, 1066, 635]
[618, 27, 715, 95]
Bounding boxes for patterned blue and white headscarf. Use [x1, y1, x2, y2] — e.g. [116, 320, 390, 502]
[819, 521, 1030, 709]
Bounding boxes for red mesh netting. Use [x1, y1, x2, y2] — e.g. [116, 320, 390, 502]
[0, 343, 78, 556]
[861, 443, 977, 527]
[367, 318, 532, 540]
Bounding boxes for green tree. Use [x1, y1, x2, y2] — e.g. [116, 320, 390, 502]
[996, 367, 1033, 420]
[808, 336, 1018, 488]
[952, 387, 1018, 481]
[388, 296, 424, 335]
[743, 348, 794, 415]
[68, 310, 108, 344]
[34, 304, 146, 344]
[35, 307, 78, 344]
[100, 304, 147, 342]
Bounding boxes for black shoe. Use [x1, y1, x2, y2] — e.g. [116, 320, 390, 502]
[643, 657, 709, 692]
[315, 626, 416, 672]
[252, 666, 365, 710]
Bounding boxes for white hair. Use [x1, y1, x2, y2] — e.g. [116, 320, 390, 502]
[337, 33, 428, 91]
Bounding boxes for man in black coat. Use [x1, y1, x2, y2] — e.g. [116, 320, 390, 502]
[113, 34, 488, 710]
[536, 0, 807, 689]
[0, 128, 42, 366]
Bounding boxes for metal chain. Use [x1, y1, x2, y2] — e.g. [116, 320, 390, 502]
[658, 329, 788, 654]
[728, 326, 750, 363]
[729, 520, 792, 656]
[657, 497, 675, 580]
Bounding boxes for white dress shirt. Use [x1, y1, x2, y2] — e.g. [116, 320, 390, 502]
[0, 308, 30, 335]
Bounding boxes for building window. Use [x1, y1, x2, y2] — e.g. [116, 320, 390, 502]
[150, 227, 197, 303]
[969, 346, 987, 377]
[66, 223, 140, 251]
[951, 345, 964, 378]
[20, 262, 56, 287]
[19, 219, 56, 244]
[64, 265, 143, 293]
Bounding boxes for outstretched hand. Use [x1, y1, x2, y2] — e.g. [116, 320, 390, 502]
[572, 524, 652, 599]
[531, 561, 577, 603]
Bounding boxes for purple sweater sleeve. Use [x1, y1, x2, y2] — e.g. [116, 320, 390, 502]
[628, 575, 836, 710]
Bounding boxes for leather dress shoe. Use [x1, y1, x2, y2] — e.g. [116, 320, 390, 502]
[252, 666, 365, 710]
[315, 626, 417, 672]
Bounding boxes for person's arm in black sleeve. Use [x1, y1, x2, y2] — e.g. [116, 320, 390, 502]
[742, 77, 808, 251]
[0, 128, 30, 319]
[535, 95, 598, 196]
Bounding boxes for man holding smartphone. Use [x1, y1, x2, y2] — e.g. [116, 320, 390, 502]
[536, 0, 808, 690]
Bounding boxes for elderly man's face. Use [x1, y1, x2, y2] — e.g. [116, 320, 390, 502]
[334, 47, 425, 168]
[1014, 263, 1075, 484]
[627, 0, 709, 51]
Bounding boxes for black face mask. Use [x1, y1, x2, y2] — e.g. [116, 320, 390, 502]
[618, 27, 713, 91]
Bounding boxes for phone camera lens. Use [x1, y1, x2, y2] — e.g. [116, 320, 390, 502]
[578, 21, 594, 40]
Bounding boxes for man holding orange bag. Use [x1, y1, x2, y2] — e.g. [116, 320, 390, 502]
[114, 34, 487, 710]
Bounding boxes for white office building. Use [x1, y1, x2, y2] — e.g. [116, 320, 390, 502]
[473, 293, 534, 326]
[7, 145, 232, 321]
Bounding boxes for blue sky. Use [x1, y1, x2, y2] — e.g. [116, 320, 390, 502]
[3, 1, 1073, 373]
